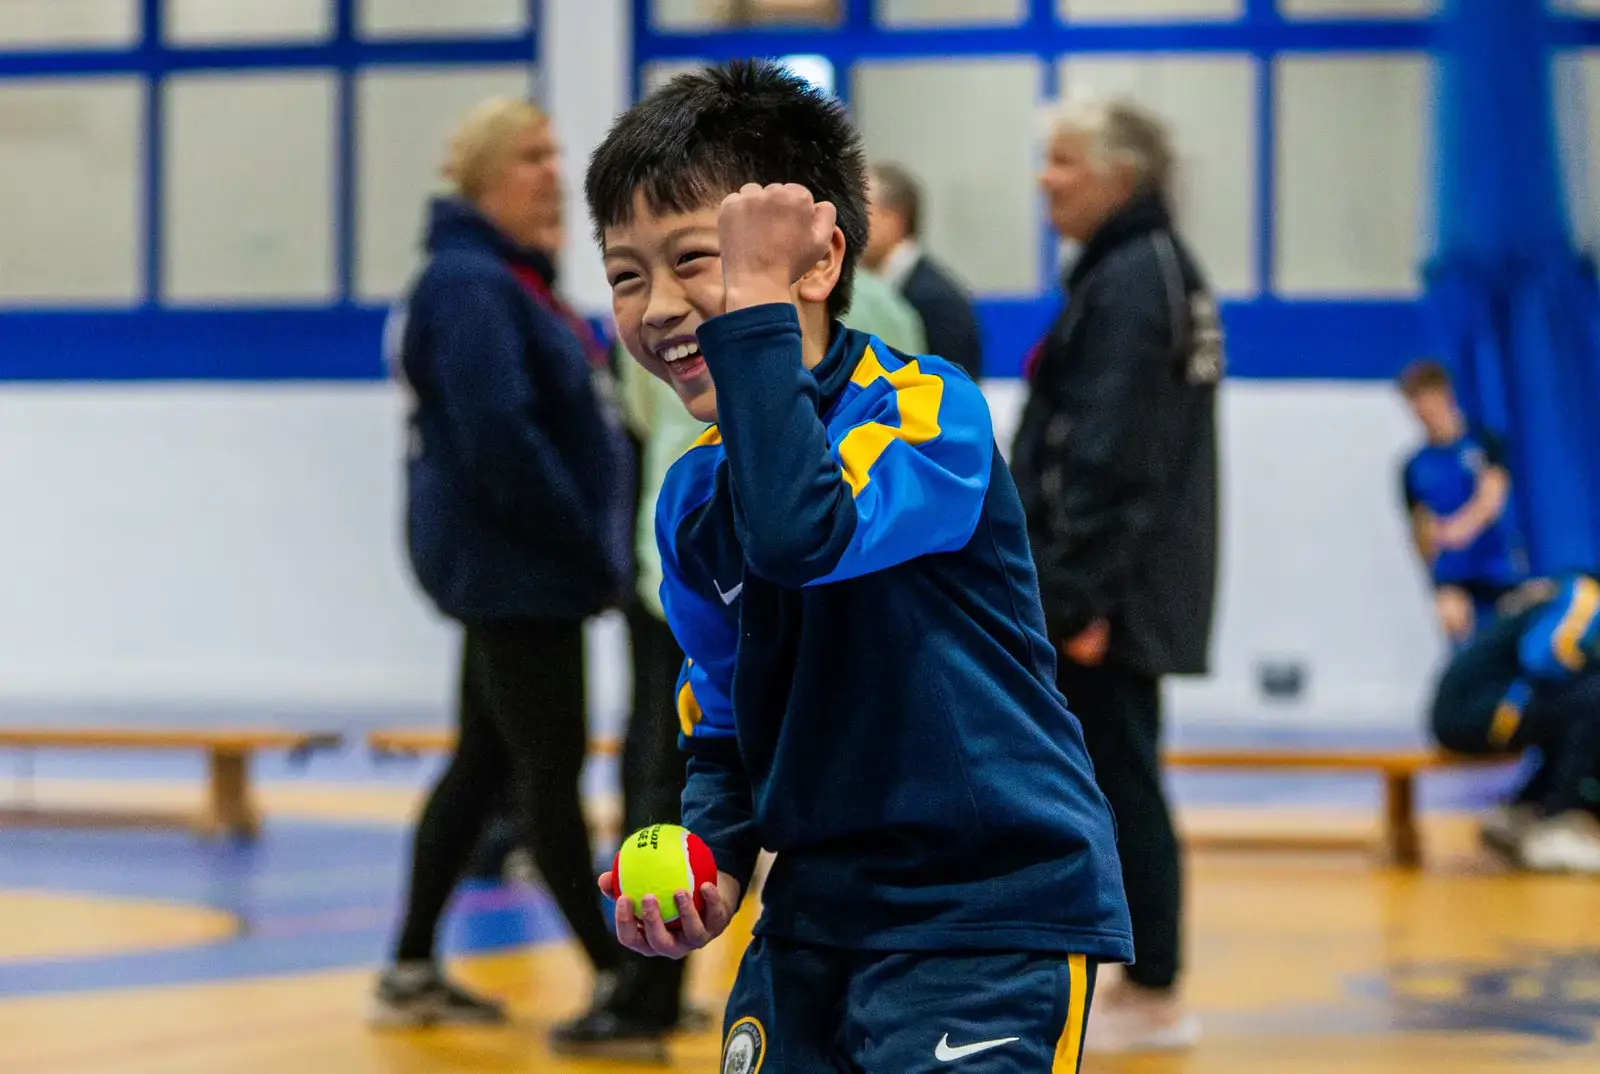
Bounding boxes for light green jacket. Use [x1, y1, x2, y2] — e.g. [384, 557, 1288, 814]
[842, 268, 927, 354]
[617, 349, 711, 620]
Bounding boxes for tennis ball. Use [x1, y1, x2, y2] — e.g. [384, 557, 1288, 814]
[606, 823, 718, 930]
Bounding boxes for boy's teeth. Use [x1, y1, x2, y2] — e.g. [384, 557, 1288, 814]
[664, 342, 701, 363]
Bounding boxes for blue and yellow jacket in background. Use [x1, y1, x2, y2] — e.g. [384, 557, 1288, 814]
[655, 303, 1133, 961]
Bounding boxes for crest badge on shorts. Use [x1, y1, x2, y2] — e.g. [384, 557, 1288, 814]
[722, 1016, 766, 1074]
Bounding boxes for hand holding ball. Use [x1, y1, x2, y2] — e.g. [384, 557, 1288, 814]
[605, 823, 718, 931]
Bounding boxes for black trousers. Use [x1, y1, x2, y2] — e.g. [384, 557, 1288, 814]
[1431, 610, 1600, 817]
[1055, 660, 1181, 991]
[394, 619, 618, 973]
[603, 604, 693, 1025]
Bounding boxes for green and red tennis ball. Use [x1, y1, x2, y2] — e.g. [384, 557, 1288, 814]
[606, 823, 718, 931]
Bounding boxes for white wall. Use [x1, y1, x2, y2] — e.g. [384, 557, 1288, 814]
[0, 380, 1445, 732]
[994, 380, 1445, 729]
[0, 384, 451, 709]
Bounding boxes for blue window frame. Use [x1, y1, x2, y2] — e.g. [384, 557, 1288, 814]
[0, 0, 537, 380]
[632, 0, 1600, 379]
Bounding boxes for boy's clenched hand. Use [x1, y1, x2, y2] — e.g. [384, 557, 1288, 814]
[719, 183, 836, 312]
[598, 869, 743, 960]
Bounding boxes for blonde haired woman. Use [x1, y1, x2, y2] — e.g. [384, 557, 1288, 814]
[373, 98, 632, 1027]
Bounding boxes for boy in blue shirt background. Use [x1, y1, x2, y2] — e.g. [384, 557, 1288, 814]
[1397, 359, 1528, 646]
[565, 61, 1132, 1072]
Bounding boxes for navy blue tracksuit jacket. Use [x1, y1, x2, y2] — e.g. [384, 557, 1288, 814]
[394, 197, 629, 624]
[655, 303, 1133, 962]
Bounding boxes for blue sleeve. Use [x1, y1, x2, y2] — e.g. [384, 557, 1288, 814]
[655, 461, 760, 892]
[696, 303, 991, 588]
[678, 681, 761, 895]
[1517, 575, 1600, 680]
[425, 265, 600, 547]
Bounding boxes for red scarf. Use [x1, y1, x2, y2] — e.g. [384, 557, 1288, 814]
[507, 262, 609, 370]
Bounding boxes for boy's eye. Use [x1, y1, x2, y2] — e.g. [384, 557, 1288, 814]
[608, 271, 639, 288]
[677, 251, 713, 267]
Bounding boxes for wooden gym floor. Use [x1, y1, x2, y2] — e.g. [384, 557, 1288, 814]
[2, 739, 1598, 1074]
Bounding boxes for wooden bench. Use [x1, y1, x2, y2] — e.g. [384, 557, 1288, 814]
[368, 731, 1513, 868]
[1166, 748, 1515, 867]
[368, 729, 621, 759]
[0, 727, 343, 841]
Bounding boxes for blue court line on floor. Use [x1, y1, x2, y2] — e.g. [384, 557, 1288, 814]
[0, 821, 575, 998]
[0, 759, 1525, 998]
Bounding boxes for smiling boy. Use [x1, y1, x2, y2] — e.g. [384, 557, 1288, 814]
[567, 61, 1132, 1072]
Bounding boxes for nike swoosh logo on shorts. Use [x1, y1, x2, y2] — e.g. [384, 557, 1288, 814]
[934, 1034, 1020, 1062]
[714, 580, 743, 605]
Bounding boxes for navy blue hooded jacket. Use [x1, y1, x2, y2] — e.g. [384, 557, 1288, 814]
[395, 197, 630, 624]
[657, 304, 1133, 961]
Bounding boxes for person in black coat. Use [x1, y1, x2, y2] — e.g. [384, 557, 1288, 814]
[1009, 97, 1221, 1054]
[863, 161, 984, 380]
[372, 98, 633, 1028]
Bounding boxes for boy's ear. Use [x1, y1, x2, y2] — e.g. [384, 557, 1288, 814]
[795, 226, 848, 305]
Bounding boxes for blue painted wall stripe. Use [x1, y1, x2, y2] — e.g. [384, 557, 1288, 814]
[0, 299, 1428, 383]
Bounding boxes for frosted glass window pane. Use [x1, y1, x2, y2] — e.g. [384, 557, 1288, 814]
[643, 60, 710, 95]
[164, 73, 337, 303]
[650, 0, 839, 31]
[853, 59, 1041, 296]
[880, 0, 1022, 27]
[1280, 0, 1436, 16]
[356, 67, 533, 302]
[1274, 55, 1431, 297]
[0, 0, 137, 48]
[0, 79, 142, 303]
[1058, 55, 1258, 298]
[165, 0, 332, 44]
[1061, 0, 1241, 22]
[360, 0, 528, 38]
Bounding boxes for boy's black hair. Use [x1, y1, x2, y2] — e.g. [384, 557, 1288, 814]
[585, 59, 869, 319]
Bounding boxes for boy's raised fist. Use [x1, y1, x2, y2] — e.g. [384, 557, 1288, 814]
[718, 182, 836, 308]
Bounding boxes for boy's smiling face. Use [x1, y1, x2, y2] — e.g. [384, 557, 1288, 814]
[585, 62, 872, 423]
[604, 191, 727, 423]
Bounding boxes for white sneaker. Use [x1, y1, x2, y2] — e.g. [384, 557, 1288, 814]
[1082, 980, 1201, 1054]
[1518, 811, 1600, 874]
[1479, 803, 1540, 863]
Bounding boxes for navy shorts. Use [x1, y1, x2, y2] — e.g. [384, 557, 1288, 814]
[718, 936, 1098, 1074]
